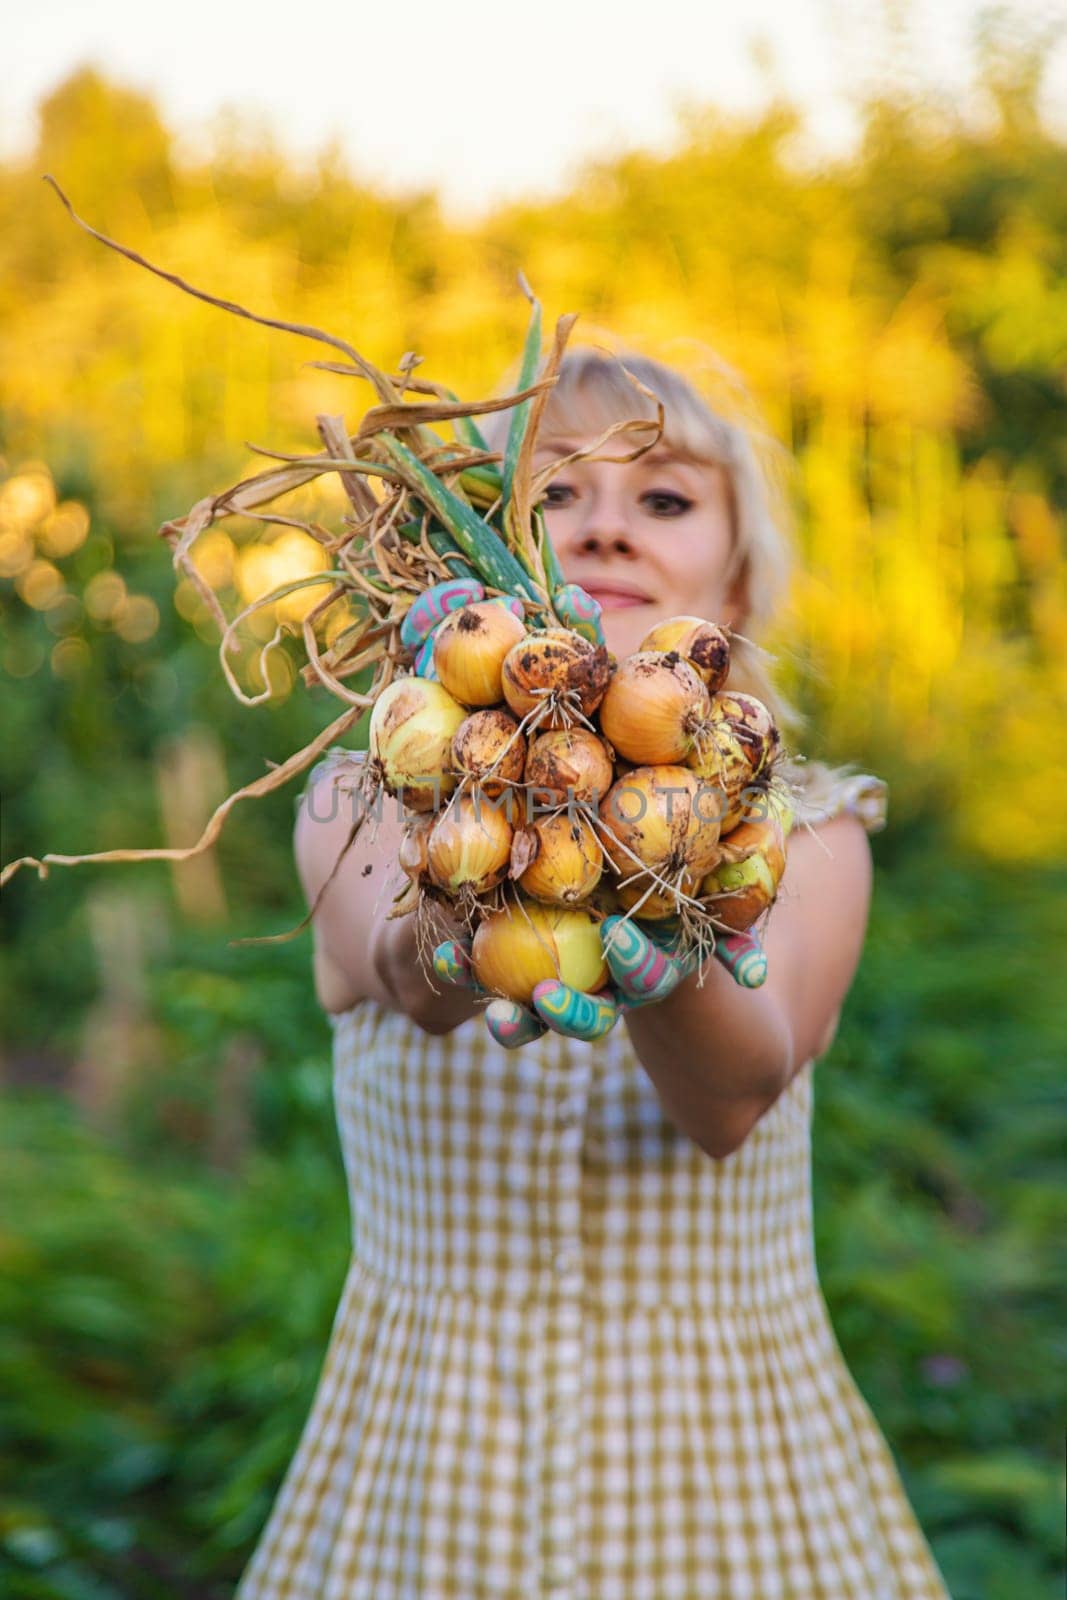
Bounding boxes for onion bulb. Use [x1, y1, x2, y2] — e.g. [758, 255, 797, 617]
[598, 653, 712, 764]
[686, 718, 758, 806]
[700, 851, 780, 933]
[427, 796, 513, 895]
[524, 727, 614, 806]
[709, 691, 780, 779]
[598, 766, 723, 898]
[639, 615, 731, 691]
[452, 709, 526, 798]
[516, 813, 603, 905]
[716, 815, 787, 882]
[398, 814, 434, 883]
[432, 600, 526, 706]
[613, 872, 700, 921]
[501, 629, 611, 727]
[369, 677, 467, 812]
[471, 901, 608, 1003]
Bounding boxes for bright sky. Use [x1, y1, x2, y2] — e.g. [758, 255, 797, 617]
[6, 0, 1066, 215]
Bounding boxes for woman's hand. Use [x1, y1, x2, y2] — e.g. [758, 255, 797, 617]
[432, 919, 768, 1049]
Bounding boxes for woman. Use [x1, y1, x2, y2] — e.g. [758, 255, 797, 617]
[236, 349, 952, 1598]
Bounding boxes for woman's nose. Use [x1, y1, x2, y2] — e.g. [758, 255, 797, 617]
[572, 499, 637, 557]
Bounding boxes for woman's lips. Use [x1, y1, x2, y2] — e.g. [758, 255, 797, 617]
[580, 585, 652, 611]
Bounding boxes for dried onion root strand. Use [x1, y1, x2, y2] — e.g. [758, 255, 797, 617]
[501, 629, 612, 731]
[639, 615, 731, 691]
[612, 869, 701, 922]
[598, 652, 712, 765]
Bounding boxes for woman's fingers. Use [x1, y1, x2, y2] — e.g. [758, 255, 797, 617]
[713, 928, 767, 988]
[551, 583, 605, 648]
[531, 981, 619, 1040]
[601, 915, 692, 1005]
[432, 937, 480, 990]
[485, 999, 547, 1049]
[400, 578, 486, 648]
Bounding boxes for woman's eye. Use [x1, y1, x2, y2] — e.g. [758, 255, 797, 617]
[543, 482, 575, 508]
[642, 490, 693, 518]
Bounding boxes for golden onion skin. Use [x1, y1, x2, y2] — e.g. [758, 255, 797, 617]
[369, 677, 467, 812]
[471, 902, 608, 1003]
[639, 615, 731, 691]
[501, 629, 612, 726]
[701, 852, 778, 932]
[612, 871, 701, 921]
[517, 813, 603, 905]
[709, 691, 781, 779]
[523, 727, 614, 806]
[452, 708, 527, 798]
[426, 796, 513, 895]
[432, 601, 526, 706]
[716, 812, 788, 882]
[598, 765, 722, 887]
[598, 652, 711, 765]
[685, 719, 760, 811]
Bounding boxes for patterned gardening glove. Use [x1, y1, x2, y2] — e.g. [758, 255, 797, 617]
[432, 921, 767, 1051]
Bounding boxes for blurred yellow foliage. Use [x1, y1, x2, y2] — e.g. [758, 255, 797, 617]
[0, 65, 1063, 861]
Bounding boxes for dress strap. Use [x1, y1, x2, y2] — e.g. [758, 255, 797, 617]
[793, 772, 889, 836]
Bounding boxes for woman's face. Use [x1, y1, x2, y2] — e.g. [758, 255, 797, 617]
[534, 432, 741, 661]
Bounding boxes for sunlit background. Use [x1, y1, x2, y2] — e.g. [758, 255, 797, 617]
[1, 3, 1064, 1596]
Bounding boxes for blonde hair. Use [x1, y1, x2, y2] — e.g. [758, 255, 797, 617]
[486, 344, 863, 819]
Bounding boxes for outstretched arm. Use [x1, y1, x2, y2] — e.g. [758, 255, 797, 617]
[294, 764, 479, 1033]
[625, 815, 873, 1158]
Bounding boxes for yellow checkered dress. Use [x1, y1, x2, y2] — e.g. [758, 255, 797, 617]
[237, 781, 951, 1599]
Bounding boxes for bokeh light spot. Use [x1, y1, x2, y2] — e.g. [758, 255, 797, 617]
[17, 559, 65, 610]
[51, 636, 92, 678]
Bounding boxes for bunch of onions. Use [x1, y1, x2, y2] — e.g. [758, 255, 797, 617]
[523, 727, 614, 806]
[427, 796, 513, 896]
[501, 628, 611, 728]
[709, 691, 780, 780]
[471, 900, 608, 1004]
[369, 677, 468, 811]
[433, 600, 527, 706]
[452, 708, 526, 798]
[598, 653, 712, 765]
[598, 766, 723, 898]
[514, 813, 603, 905]
[639, 616, 731, 691]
